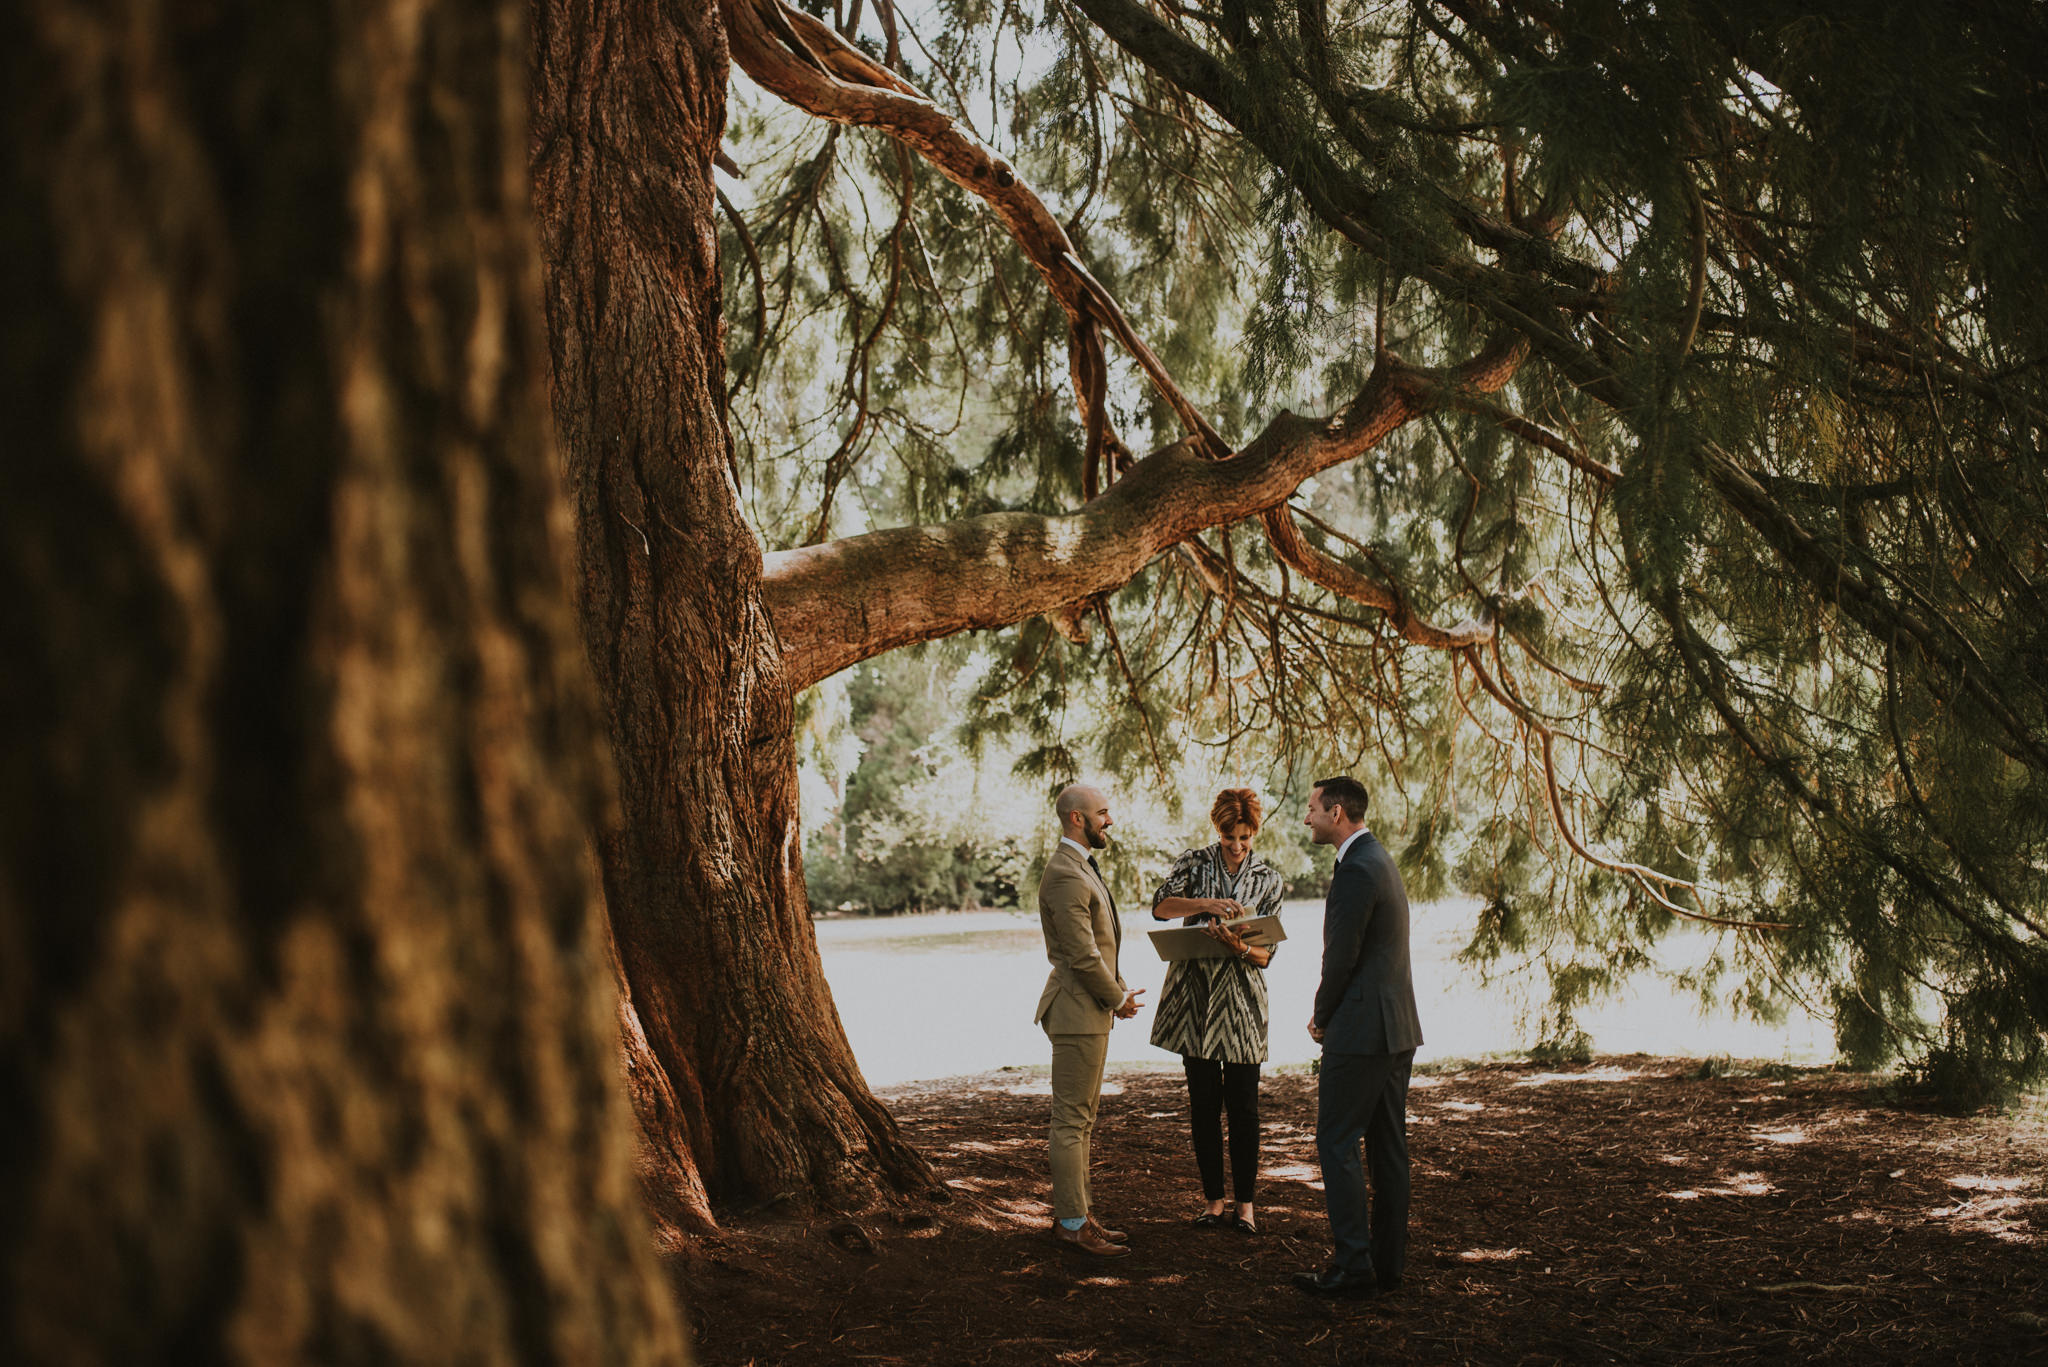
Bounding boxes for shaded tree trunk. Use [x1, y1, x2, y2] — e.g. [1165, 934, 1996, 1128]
[528, 0, 933, 1232]
[2, 1, 690, 1360]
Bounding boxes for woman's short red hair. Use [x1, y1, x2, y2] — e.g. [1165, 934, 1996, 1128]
[1210, 787, 1262, 835]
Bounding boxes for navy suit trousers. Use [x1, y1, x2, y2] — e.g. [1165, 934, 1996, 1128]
[1315, 1048, 1415, 1284]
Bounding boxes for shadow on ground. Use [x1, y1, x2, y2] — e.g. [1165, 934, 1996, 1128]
[675, 1059, 2047, 1365]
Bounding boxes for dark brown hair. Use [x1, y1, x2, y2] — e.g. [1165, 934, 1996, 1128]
[1209, 787, 1262, 834]
[1311, 775, 1370, 822]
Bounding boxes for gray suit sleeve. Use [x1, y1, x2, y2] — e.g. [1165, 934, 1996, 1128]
[1314, 862, 1373, 1027]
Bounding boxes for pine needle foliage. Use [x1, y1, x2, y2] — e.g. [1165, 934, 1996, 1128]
[724, 0, 2048, 1105]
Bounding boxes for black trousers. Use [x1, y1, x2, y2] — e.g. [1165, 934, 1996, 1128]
[1182, 1055, 1262, 1203]
[1316, 1049, 1414, 1285]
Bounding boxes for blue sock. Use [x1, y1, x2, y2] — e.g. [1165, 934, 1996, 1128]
[1058, 1216, 1087, 1231]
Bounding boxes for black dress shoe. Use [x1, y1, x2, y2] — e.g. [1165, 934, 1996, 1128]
[1291, 1267, 1379, 1300]
[1190, 1211, 1228, 1229]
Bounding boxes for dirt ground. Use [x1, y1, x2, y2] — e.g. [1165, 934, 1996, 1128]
[674, 1059, 2047, 1365]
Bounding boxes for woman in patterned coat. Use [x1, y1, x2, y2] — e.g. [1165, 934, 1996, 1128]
[1148, 788, 1285, 1234]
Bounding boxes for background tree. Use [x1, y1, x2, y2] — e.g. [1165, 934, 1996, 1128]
[3, 0, 690, 1359]
[803, 650, 1038, 916]
[590, 0, 2048, 1227]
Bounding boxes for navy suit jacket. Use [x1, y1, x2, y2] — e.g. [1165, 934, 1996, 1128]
[1313, 831, 1424, 1055]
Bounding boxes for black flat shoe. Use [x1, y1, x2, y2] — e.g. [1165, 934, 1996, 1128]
[1291, 1267, 1379, 1301]
[1232, 1215, 1259, 1235]
[1190, 1211, 1228, 1228]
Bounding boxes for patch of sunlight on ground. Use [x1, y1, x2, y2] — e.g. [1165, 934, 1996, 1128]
[1752, 1127, 1808, 1145]
[989, 1202, 1050, 1226]
[1457, 1248, 1526, 1262]
[999, 1079, 1123, 1097]
[1658, 1154, 1692, 1166]
[1264, 1162, 1322, 1187]
[1513, 1066, 1646, 1087]
[1436, 1100, 1486, 1112]
[1927, 1179, 2042, 1243]
[953, 1186, 1049, 1221]
[949, 1139, 1034, 1155]
[1663, 1171, 1777, 1200]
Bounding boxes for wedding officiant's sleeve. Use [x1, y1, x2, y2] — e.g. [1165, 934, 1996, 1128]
[1150, 848, 1199, 918]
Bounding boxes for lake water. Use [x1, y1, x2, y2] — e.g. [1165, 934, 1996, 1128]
[816, 898, 1838, 1086]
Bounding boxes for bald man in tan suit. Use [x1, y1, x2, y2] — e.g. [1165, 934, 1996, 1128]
[1035, 783, 1143, 1257]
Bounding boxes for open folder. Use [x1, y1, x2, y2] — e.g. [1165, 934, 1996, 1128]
[1147, 913, 1288, 962]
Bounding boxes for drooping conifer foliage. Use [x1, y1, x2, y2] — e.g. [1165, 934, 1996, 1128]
[721, 0, 2048, 1104]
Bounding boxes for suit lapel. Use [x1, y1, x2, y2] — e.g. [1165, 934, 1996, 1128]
[1068, 845, 1120, 952]
[1109, 872, 1122, 951]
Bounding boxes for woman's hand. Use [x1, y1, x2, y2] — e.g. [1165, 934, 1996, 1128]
[1152, 895, 1247, 922]
[1202, 921, 1271, 968]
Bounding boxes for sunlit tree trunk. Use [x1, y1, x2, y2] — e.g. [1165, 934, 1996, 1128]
[529, 0, 935, 1233]
[1, 0, 690, 1359]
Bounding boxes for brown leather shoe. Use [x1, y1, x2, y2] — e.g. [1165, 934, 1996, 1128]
[1052, 1221, 1130, 1257]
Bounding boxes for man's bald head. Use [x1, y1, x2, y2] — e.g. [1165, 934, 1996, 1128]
[1056, 783, 1102, 821]
[1055, 783, 1114, 849]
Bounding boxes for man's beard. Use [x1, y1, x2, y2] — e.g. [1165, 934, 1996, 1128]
[1086, 824, 1110, 849]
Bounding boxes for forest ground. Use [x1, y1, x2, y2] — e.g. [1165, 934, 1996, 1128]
[674, 1059, 2046, 1365]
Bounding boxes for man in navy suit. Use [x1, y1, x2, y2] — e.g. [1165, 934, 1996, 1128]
[1293, 775, 1424, 1301]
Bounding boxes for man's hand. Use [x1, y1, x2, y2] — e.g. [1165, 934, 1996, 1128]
[1306, 1018, 1324, 1044]
[1115, 988, 1146, 1020]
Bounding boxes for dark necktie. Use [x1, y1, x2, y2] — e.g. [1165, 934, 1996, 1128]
[1086, 854, 1117, 915]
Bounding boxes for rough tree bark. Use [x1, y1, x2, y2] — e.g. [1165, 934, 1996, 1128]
[529, 0, 935, 1234]
[518, 0, 1536, 1227]
[1, 1, 690, 1361]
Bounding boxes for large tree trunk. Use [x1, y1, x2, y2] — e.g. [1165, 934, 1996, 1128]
[1, 1, 690, 1360]
[529, 0, 933, 1232]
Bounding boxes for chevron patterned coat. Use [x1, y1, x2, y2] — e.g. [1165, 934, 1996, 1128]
[1147, 844, 1285, 1063]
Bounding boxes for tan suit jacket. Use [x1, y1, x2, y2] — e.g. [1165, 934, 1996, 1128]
[1034, 841, 1126, 1034]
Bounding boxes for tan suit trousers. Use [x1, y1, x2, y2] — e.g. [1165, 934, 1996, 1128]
[1048, 1029, 1111, 1221]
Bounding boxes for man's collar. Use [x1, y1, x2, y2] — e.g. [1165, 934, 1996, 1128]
[1336, 828, 1369, 864]
[1059, 835, 1090, 857]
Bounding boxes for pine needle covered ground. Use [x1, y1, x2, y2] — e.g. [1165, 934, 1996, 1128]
[680, 1061, 2045, 1365]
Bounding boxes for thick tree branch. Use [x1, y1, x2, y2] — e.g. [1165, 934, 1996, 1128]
[766, 342, 1521, 690]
